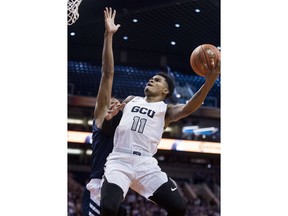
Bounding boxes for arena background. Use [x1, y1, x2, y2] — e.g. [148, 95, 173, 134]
[68, 0, 221, 215]
[2, 0, 288, 216]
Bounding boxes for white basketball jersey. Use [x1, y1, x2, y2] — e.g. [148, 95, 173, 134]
[113, 96, 167, 155]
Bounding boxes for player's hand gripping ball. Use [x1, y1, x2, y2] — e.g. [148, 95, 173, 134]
[190, 44, 220, 77]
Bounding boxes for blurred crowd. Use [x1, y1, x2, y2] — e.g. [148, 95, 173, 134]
[68, 172, 220, 216]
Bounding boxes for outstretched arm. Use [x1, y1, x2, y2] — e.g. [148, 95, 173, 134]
[94, 7, 121, 128]
[165, 59, 220, 126]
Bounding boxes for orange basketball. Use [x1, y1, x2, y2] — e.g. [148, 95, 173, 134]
[190, 44, 220, 77]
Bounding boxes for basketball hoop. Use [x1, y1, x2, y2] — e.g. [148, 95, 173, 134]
[67, 0, 83, 25]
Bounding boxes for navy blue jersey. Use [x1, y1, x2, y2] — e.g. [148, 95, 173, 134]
[90, 111, 122, 179]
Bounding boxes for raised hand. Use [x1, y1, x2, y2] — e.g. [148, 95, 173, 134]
[204, 55, 221, 83]
[104, 7, 121, 34]
[105, 102, 126, 121]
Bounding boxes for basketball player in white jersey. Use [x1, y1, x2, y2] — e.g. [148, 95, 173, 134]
[100, 53, 220, 215]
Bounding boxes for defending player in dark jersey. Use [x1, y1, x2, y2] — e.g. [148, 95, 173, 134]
[81, 7, 126, 216]
[82, 101, 125, 216]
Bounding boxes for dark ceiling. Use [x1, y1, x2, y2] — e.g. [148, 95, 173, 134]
[68, 0, 220, 73]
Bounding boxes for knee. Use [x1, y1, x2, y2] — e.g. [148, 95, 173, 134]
[117, 204, 127, 216]
[101, 192, 121, 216]
[174, 202, 186, 215]
[101, 197, 119, 216]
[100, 179, 123, 216]
[167, 200, 186, 216]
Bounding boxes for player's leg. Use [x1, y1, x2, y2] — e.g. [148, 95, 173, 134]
[84, 178, 127, 216]
[101, 152, 132, 216]
[81, 187, 90, 216]
[133, 156, 186, 216]
[86, 178, 102, 216]
[116, 203, 127, 216]
[100, 177, 124, 216]
[148, 177, 186, 216]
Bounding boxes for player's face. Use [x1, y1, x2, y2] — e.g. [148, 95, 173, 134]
[109, 98, 120, 109]
[144, 75, 169, 97]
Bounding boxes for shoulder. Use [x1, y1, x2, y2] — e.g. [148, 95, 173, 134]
[123, 95, 136, 104]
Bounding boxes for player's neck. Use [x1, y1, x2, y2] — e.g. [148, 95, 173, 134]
[144, 95, 164, 103]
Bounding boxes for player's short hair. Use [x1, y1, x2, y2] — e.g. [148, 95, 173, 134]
[157, 72, 175, 99]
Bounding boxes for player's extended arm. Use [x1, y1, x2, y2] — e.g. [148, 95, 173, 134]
[94, 7, 121, 128]
[165, 60, 220, 126]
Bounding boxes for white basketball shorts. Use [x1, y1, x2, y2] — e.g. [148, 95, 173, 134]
[104, 151, 168, 199]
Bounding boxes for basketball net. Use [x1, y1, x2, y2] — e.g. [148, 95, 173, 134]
[67, 0, 83, 25]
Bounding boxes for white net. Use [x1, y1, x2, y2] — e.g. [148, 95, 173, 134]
[67, 0, 83, 25]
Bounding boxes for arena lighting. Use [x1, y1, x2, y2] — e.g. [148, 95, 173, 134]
[190, 158, 208, 164]
[158, 138, 220, 154]
[68, 118, 93, 126]
[68, 119, 84, 124]
[67, 131, 220, 154]
[193, 127, 218, 136]
[86, 149, 92, 155]
[182, 126, 199, 134]
[67, 148, 83, 155]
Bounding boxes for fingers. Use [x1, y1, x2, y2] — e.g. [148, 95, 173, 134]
[104, 7, 116, 19]
[207, 57, 220, 73]
[202, 63, 209, 72]
[216, 60, 221, 74]
[103, 7, 109, 19]
[104, 8, 107, 18]
[112, 8, 116, 19]
[210, 58, 215, 68]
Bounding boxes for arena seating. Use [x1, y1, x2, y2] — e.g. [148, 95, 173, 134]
[68, 61, 220, 108]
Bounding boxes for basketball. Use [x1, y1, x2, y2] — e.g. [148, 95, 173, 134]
[190, 44, 220, 77]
